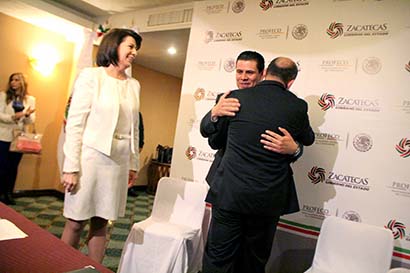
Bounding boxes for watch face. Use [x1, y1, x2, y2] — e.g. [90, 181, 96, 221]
[12, 100, 24, 112]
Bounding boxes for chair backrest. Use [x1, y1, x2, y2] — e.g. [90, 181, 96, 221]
[389, 268, 410, 273]
[150, 177, 209, 229]
[311, 216, 394, 273]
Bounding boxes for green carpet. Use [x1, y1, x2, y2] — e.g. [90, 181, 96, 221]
[10, 192, 154, 272]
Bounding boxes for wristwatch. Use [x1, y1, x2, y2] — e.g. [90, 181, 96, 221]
[210, 115, 218, 123]
[293, 142, 301, 157]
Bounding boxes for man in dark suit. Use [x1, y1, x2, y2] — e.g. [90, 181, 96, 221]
[202, 57, 315, 273]
[200, 51, 302, 188]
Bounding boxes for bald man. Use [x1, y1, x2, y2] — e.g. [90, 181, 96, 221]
[200, 51, 302, 191]
[202, 57, 315, 273]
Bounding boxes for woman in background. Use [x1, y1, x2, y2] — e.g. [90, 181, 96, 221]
[0, 73, 35, 205]
[61, 28, 142, 263]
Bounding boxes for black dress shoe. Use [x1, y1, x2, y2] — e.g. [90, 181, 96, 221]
[0, 194, 8, 204]
[128, 187, 139, 197]
[5, 193, 16, 205]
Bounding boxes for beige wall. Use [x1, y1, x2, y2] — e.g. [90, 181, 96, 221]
[132, 65, 182, 186]
[0, 12, 181, 190]
[0, 12, 74, 191]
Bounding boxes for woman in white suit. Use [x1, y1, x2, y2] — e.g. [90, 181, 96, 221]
[61, 28, 142, 263]
[0, 73, 35, 205]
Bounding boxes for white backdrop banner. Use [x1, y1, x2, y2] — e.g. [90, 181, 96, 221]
[171, 0, 410, 263]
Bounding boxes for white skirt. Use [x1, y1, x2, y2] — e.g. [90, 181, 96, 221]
[63, 138, 130, 221]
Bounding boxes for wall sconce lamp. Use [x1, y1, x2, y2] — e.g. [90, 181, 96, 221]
[29, 44, 60, 76]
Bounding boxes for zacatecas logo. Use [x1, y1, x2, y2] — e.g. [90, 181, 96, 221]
[260, 0, 273, 10]
[193, 88, 218, 101]
[318, 93, 381, 112]
[203, 30, 242, 43]
[396, 138, 410, 158]
[194, 88, 205, 101]
[352, 133, 373, 152]
[185, 146, 215, 162]
[327, 21, 389, 39]
[308, 166, 370, 191]
[385, 220, 406, 239]
[307, 166, 326, 184]
[185, 146, 197, 160]
[327, 22, 344, 39]
[318, 93, 335, 111]
[259, 0, 309, 10]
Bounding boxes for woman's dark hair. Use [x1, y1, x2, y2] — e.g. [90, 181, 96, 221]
[96, 28, 142, 67]
[6, 73, 28, 104]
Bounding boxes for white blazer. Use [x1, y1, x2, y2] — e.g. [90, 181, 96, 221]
[63, 67, 140, 173]
[0, 92, 36, 142]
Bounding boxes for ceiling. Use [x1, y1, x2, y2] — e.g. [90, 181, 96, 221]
[52, 0, 198, 78]
[52, 0, 198, 16]
[133, 28, 190, 79]
[0, 0, 198, 78]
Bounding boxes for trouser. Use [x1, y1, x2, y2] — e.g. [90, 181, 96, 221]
[202, 206, 281, 273]
[0, 140, 23, 196]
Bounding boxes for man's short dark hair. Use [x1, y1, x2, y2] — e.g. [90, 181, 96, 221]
[236, 51, 265, 73]
[266, 57, 298, 86]
[96, 28, 142, 67]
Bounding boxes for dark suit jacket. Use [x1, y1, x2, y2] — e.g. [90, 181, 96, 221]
[207, 80, 314, 216]
[200, 94, 227, 184]
[200, 94, 304, 189]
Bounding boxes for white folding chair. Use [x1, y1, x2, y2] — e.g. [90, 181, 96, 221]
[117, 177, 209, 273]
[305, 216, 394, 273]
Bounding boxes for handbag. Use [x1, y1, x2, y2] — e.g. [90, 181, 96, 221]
[9, 127, 42, 154]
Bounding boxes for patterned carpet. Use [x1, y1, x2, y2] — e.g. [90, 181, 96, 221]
[10, 191, 154, 272]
